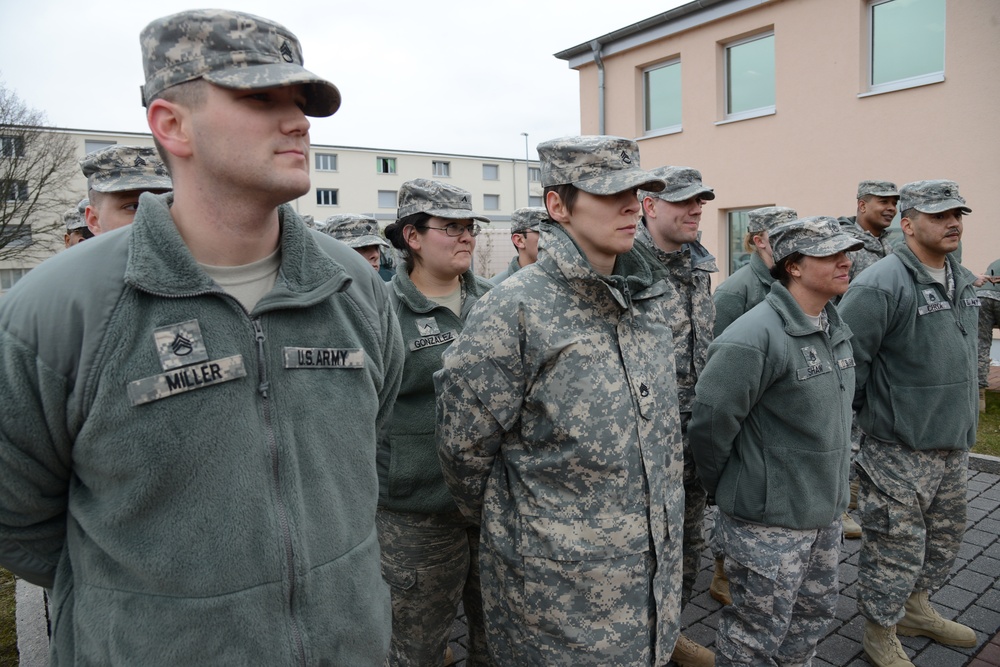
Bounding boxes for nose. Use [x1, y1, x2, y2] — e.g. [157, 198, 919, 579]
[283, 107, 310, 136]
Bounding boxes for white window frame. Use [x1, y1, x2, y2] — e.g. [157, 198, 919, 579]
[316, 188, 339, 207]
[0, 267, 30, 292]
[861, 0, 946, 98]
[315, 152, 338, 172]
[726, 208, 756, 276]
[0, 135, 25, 158]
[642, 58, 682, 137]
[378, 190, 397, 209]
[483, 194, 500, 211]
[432, 161, 451, 178]
[482, 164, 499, 181]
[528, 167, 541, 182]
[2, 179, 28, 202]
[719, 31, 776, 124]
[377, 157, 397, 175]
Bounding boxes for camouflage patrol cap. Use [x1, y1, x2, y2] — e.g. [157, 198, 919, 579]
[396, 179, 490, 223]
[64, 206, 88, 231]
[537, 136, 665, 195]
[140, 9, 341, 117]
[510, 207, 548, 234]
[747, 206, 798, 234]
[79, 145, 172, 194]
[899, 180, 971, 215]
[321, 214, 390, 248]
[770, 216, 864, 263]
[77, 198, 89, 216]
[857, 180, 898, 199]
[639, 166, 715, 203]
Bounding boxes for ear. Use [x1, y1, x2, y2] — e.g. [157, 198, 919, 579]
[900, 214, 914, 237]
[641, 196, 656, 218]
[787, 260, 802, 277]
[85, 204, 101, 235]
[511, 233, 527, 251]
[752, 233, 768, 252]
[147, 98, 193, 161]
[402, 224, 422, 253]
[857, 199, 866, 214]
[546, 190, 570, 224]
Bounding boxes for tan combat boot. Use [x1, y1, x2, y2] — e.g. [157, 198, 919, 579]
[443, 646, 455, 666]
[709, 557, 731, 605]
[842, 511, 861, 539]
[863, 621, 914, 667]
[896, 589, 977, 647]
[849, 478, 859, 510]
[671, 633, 715, 667]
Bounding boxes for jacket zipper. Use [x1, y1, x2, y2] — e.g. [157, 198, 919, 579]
[252, 317, 307, 666]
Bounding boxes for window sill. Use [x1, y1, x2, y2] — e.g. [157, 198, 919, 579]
[859, 72, 944, 98]
[639, 125, 682, 141]
[715, 106, 776, 126]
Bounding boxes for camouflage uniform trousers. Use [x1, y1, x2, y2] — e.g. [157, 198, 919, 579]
[856, 436, 968, 627]
[978, 295, 1000, 387]
[715, 513, 842, 667]
[376, 508, 492, 667]
[681, 412, 709, 606]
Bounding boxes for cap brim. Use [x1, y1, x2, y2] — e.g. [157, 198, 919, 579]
[424, 208, 491, 224]
[801, 234, 865, 258]
[343, 235, 390, 248]
[91, 175, 174, 194]
[913, 201, 972, 215]
[205, 64, 341, 117]
[575, 170, 666, 196]
[661, 185, 716, 202]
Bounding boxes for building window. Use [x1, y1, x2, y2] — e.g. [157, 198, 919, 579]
[377, 157, 396, 174]
[528, 167, 541, 182]
[432, 161, 450, 178]
[727, 209, 755, 275]
[482, 164, 499, 181]
[725, 32, 775, 120]
[528, 196, 544, 208]
[315, 153, 337, 171]
[484, 195, 500, 211]
[1, 179, 28, 202]
[868, 0, 945, 94]
[378, 190, 398, 209]
[0, 135, 25, 158]
[643, 59, 682, 134]
[84, 140, 116, 154]
[316, 188, 339, 206]
[0, 267, 30, 292]
[0, 225, 32, 249]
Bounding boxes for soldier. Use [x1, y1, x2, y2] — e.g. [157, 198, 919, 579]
[490, 206, 547, 285]
[838, 180, 899, 280]
[321, 214, 390, 270]
[690, 217, 862, 667]
[63, 198, 93, 247]
[436, 135, 683, 666]
[839, 181, 979, 667]
[712, 206, 797, 337]
[0, 10, 403, 666]
[637, 166, 717, 667]
[81, 145, 172, 235]
[976, 258, 1000, 412]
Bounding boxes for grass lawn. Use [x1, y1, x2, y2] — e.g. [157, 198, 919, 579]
[973, 390, 1000, 458]
[0, 567, 17, 667]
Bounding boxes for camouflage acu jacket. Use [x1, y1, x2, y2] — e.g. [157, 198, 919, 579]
[837, 216, 895, 281]
[713, 253, 775, 336]
[636, 224, 717, 412]
[435, 222, 684, 666]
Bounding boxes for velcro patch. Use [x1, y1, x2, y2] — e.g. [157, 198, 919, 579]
[408, 330, 457, 352]
[797, 361, 832, 381]
[128, 355, 246, 406]
[283, 347, 365, 369]
[837, 357, 856, 370]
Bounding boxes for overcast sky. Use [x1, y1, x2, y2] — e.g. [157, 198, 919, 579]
[0, 0, 687, 160]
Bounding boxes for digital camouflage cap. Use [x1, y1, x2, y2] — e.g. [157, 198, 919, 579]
[321, 214, 390, 249]
[770, 216, 864, 263]
[140, 9, 341, 117]
[79, 145, 172, 194]
[396, 179, 490, 223]
[537, 136, 665, 196]
[899, 180, 972, 215]
[747, 206, 798, 234]
[639, 166, 715, 203]
[857, 180, 898, 199]
[510, 207, 548, 234]
[64, 206, 88, 231]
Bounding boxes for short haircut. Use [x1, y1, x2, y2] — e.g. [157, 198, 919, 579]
[543, 184, 580, 219]
[149, 79, 207, 170]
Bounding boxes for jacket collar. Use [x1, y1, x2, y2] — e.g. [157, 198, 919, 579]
[635, 222, 718, 273]
[894, 243, 973, 293]
[766, 281, 851, 345]
[750, 253, 775, 286]
[391, 265, 489, 318]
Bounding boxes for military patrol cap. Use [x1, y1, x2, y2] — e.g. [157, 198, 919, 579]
[64, 206, 88, 231]
[770, 216, 864, 263]
[397, 178, 490, 223]
[899, 180, 971, 215]
[140, 9, 341, 117]
[77, 197, 89, 216]
[640, 166, 715, 203]
[510, 207, 547, 234]
[857, 180, 898, 199]
[537, 136, 665, 195]
[322, 214, 390, 248]
[80, 145, 172, 194]
[747, 206, 798, 234]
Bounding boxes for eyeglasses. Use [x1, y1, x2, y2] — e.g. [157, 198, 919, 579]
[423, 222, 482, 237]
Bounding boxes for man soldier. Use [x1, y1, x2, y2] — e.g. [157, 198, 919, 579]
[0, 10, 403, 665]
[637, 166, 717, 667]
[321, 214, 391, 271]
[81, 145, 172, 234]
[840, 180, 979, 667]
[63, 198, 93, 248]
[838, 180, 899, 280]
[490, 206, 547, 285]
[977, 258, 1000, 411]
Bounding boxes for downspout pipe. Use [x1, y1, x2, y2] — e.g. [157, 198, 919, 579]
[590, 40, 605, 135]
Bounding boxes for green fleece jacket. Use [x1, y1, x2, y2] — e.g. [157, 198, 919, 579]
[690, 282, 854, 530]
[712, 252, 774, 337]
[0, 193, 403, 666]
[378, 267, 492, 513]
[838, 244, 979, 450]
